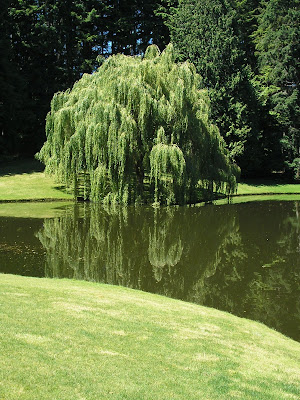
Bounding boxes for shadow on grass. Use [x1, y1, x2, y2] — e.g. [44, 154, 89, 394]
[53, 184, 73, 196]
[240, 175, 298, 186]
[0, 158, 44, 177]
[240, 180, 281, 187]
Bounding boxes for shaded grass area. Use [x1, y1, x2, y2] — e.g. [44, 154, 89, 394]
[0, 159, 73, 201]
[0, 274, 299, 400]
[0, 158, 44, 176]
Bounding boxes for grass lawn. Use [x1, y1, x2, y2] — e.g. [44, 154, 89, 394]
[0, 159, 300, 203]
[214, 193, 300, 206]
[236, 179, 300, 196]
[1, 274, 299, 400]
[0, 159, 73, 202]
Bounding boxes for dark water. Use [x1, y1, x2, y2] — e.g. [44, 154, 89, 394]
[0, 201, 299, 341]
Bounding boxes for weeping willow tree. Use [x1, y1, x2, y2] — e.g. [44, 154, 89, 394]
[148, 207, 183, 282]
[37, 44, 239, 204]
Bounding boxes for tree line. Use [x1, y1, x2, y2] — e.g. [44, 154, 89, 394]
[1, 0, 299, 179]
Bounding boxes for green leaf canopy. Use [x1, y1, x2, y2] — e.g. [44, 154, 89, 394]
[38, 44, 239, 205]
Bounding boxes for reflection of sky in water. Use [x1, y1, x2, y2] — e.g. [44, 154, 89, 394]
[0, 201, 299, 341]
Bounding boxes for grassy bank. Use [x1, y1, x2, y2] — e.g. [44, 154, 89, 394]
[0, 274, 299, 400]
[0, 159, 73, 202]
[0, 159, 299, 202]
[214, 193, 300, 206]
[236, 180, 300, 196]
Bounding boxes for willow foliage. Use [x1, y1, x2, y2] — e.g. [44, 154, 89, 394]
[38, 44, 239, 204]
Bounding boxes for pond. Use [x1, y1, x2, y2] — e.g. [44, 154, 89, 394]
[0, 200, 299, 341]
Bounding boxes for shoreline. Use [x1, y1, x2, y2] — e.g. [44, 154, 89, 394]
[1, 191, 300, 204]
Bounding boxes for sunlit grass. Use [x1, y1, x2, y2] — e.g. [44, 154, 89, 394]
[0, 274, 299, 400]
[0, 164, 73, 202]
[237, 180, 300, 195]
[0, 159, 73, 201]
[214, 194, 300, 206]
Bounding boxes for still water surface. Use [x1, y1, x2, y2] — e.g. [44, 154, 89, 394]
[0, 200, 299, 341]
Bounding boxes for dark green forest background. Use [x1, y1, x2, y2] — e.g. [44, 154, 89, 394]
[1, 0, 299, 178]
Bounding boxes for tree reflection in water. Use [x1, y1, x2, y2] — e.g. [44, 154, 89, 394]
[36, 201, 300, 341]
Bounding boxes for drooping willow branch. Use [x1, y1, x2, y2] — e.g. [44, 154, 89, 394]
[37, 44, 239, 204]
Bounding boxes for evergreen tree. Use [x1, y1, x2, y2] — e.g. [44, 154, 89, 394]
[0, 0, 35, 156]
[169, 0, 268, 176]
[253, 0, 300, 178]
[5, 0, 109, 153]
[234, 0, 260, 70]
[2, 0, 175, 157]
[38, 45, 239, 205]
[137, 0, 178, 53]
[104, 0, 175, 55]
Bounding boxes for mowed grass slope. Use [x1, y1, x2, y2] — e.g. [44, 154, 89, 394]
[0, 159, 73, 201]
[1, 274, 299, 400]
